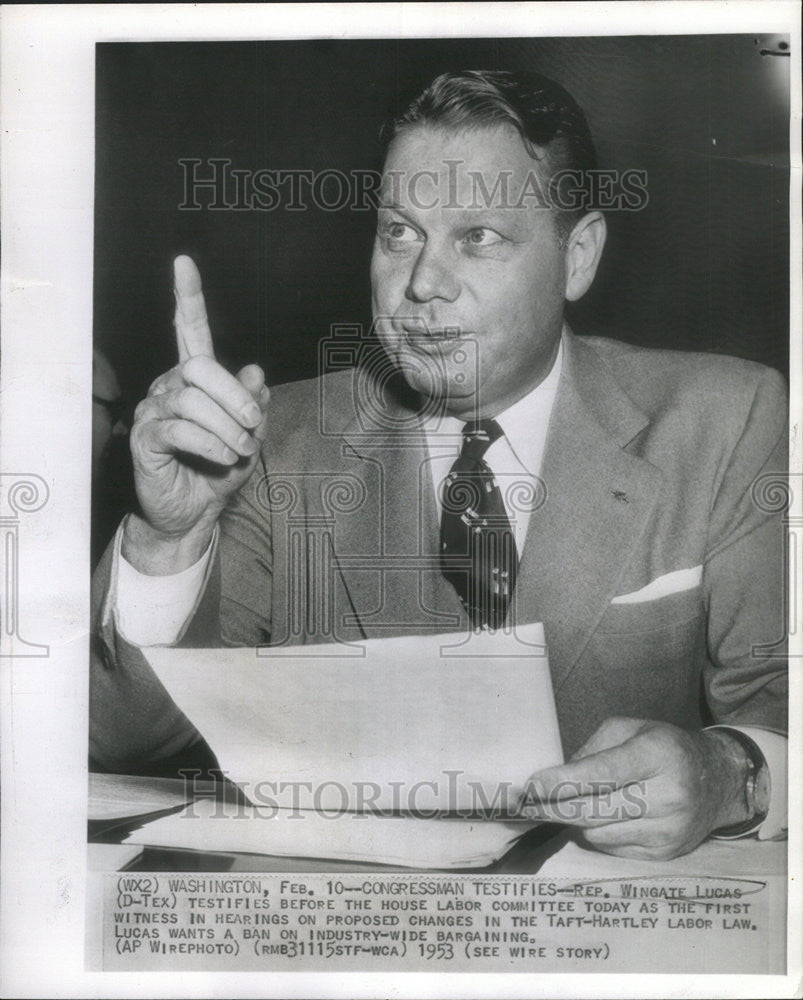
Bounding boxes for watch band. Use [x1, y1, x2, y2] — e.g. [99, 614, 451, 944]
[710, 727, 770, 838]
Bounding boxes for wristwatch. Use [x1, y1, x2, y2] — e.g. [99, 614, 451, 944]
[710, 727, 771, 838]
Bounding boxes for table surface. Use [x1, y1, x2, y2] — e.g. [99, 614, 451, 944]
[88, 773, 787, 877]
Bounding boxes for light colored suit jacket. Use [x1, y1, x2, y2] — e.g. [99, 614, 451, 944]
[91, 331, 788, 770]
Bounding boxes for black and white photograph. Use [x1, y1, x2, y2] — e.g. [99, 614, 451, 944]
[1, 4, 800, 997]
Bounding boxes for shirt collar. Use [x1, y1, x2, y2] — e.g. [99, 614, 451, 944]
[494, 337, 563, 473]
[421, 336, 564, 470]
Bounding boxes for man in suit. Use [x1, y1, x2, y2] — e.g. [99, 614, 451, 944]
[91, 70, 787, 859]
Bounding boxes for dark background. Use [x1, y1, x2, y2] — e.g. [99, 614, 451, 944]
[94, 35, 790, 408]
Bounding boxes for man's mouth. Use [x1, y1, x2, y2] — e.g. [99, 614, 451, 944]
[400, 322, 465, 345]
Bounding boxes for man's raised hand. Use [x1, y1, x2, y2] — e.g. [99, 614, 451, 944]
[123, 256, 270, 574]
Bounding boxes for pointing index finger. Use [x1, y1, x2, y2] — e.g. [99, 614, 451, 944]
[174, 255, 215, 361]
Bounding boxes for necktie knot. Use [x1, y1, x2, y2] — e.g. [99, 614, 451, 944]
[461, 419, 503, 462]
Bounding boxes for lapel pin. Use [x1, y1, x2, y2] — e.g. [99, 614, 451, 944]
[612, 490, 629, 504]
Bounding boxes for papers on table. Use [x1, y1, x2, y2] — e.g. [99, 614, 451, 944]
[123, 798, 538, 869]
[143, 624, 561, 815]
[88, 772, 192, 821]
[87, 842, 145, 871]
[140, 624, 562, 865]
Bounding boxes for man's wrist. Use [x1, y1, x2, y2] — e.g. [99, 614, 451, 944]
[706, 726, 775, 839]
[702, 729, 755, 832]
[121, 512, 218, 575]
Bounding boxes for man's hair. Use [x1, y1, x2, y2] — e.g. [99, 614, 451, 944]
[380, 69, 598, 242]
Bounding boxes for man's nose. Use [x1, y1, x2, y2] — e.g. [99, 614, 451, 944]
[405, 243, 459, 303]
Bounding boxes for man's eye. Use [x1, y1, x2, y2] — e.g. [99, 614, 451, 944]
[383, 221, 419, 242]
[463, 227, 502, 247]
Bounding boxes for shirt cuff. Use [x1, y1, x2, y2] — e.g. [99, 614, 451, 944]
[706, 725, 787, 841]
[112, 518, 217, 646]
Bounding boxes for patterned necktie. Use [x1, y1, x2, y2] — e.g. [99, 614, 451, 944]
[440, 419, 518, 630]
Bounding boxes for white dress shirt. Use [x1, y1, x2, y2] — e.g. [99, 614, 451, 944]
[422, 339, 562, 556]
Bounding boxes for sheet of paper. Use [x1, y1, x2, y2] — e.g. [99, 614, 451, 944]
[86, 843, 144, 872]
[123, 798, 538, 869]
[144, 624, 561, 814]
[87, 773, 192, 822]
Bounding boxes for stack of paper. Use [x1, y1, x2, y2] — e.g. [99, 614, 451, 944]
[124, 799, 538, 869]
[141, 624, 561, 866]
[88, 773, 192, 822]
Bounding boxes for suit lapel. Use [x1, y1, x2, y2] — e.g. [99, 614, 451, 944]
[336, 392, 465, 638]
[514, 333, 663, 691]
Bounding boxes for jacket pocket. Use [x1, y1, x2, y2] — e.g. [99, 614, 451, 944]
[594, 584, 703, 636]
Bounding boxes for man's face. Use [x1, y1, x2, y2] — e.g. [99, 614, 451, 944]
[371, 123, 569, 418]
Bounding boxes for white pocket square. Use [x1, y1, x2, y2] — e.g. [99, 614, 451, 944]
[611, 565, 702, 605]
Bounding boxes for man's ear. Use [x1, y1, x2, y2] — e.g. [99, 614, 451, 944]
[564, 211, 607, 302]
